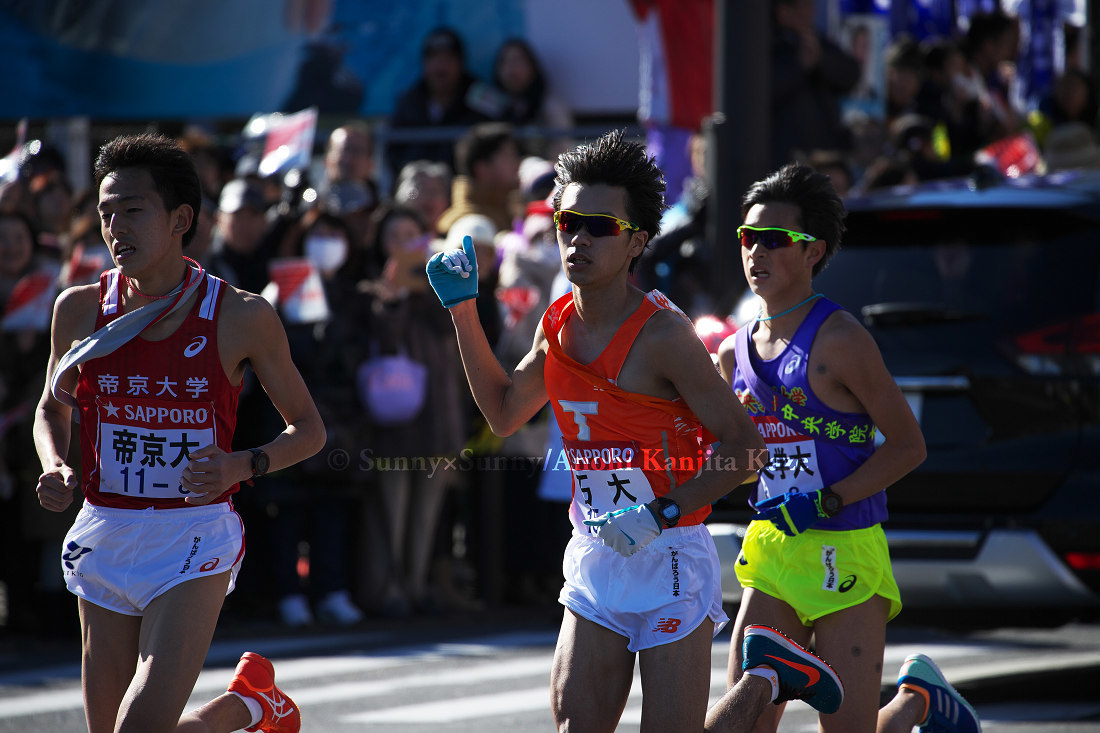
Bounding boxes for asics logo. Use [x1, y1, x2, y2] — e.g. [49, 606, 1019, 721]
[765, 654, 821, 686]
[257, 688, 297, 723]
[839, 574, 857, 592]
[184, 336, 207, 358]
[63, 541, 93, 570]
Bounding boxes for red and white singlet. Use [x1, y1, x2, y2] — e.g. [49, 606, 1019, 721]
[76, 270, 241, 509]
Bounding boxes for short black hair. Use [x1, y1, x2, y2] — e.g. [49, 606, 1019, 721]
[422, 27, 464, 61]
[94, 133, 202, 248]
[741, 163, 846, 276]
[0, 210, 39, 257]
[552, 129, 666, 274]
[964, 10, 1016, 59]
[454, 122, 516, 178]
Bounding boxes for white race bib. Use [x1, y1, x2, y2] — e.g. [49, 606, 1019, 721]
[96, 396, 216, 499]
[755, 416, 824, 501]
[563, 439, 656, 533]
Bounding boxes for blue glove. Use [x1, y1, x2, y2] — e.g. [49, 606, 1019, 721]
[753, 489, 827, 536]
[426, 234, 478, 308]
[583, 503, 663, 557]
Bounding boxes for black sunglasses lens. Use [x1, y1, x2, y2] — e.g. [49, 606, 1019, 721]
[741, 230, 792, 250]
[587, 217, 620, 237]
[558, 213, 620, 237]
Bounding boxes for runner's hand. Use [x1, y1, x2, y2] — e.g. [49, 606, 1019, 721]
[181, 444, 238, 504]
[36, 464, 78, 512]
[753, 489, 827, 536]
[584, 503, 663, 557]
[426, 235, 478, 308]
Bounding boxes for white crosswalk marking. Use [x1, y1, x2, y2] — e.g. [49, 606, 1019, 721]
[291, 656, 552, 706]
[0, 689, 84, 719]
[2, 629, 1091, 731]
[343, 688, 551, 724]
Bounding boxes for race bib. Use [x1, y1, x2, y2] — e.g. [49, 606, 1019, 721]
[754, 416, 824, 501]
[95, 396, 216, 499]
[563, 439, 655, 532]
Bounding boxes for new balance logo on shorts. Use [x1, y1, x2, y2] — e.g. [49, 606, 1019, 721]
[653, 617, 681, 633]
[63, 541, 93, 570]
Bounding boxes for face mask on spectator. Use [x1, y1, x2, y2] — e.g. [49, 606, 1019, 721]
[305, 234, 349, 275]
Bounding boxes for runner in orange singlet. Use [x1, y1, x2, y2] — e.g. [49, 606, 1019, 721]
[428, 130, 845, 733]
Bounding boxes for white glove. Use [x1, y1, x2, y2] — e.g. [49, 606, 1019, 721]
[583, 503, 663, 557]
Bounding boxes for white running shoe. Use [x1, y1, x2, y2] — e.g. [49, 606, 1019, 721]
[277, 594, 313, 629]
[317, 590, 364, 627]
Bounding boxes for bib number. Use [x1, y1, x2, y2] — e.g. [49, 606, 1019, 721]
[96, 396, 217, 499]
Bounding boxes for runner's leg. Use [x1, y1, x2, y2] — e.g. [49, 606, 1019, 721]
[723, 588, 808, 733]
[551, 609, 636, 733]
[114, 572, 231, 732]
[78, 599, 141, 733]
[812, 594, 890, 733]
[637, 617, 714, 733]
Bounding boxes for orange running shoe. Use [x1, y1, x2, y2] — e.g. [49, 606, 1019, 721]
[227, 652, 301, 733]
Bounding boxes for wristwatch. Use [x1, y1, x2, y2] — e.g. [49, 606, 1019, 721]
[249, 448, 270, 478]
[654, 497, 681, 528]
[819, 487, 843, 517]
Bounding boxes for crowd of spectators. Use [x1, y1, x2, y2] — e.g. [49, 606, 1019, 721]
[640, 1, 1100, 318]
[1, 6, 1098, 636]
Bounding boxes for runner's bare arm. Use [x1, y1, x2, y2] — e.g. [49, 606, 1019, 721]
[182, 290, 326, 503]
[232, 292, 325, 471]
[646, 313, 765, 515]
[813, 312, 926, 504]
[33, 285, 99, 511]
[448, 298, 549, 436]
[716, 332, 738, 386]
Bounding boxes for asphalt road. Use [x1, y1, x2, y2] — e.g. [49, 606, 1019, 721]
[1, 607, 1098, 732]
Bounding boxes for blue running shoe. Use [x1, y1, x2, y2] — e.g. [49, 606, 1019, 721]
[898, 653, 981, 732]
[742, 625, 844, 714]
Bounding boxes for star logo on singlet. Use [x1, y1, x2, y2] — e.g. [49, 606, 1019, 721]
[103, 401, 120, 418]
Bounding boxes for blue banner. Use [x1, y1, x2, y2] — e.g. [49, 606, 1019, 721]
[0, 0, 522, 119]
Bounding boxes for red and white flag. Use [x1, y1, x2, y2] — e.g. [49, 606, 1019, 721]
[265, 257, 330, 324]
[257, 108, 318, 177]
[3, 261, 59, 332]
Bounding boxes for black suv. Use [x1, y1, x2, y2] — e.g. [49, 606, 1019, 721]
[708, 167, 1100, 620]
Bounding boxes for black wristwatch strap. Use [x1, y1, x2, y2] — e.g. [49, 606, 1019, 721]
[655, 496, 681, 528]
[820, 486, 843, 517]
[248, 448, 269, 478]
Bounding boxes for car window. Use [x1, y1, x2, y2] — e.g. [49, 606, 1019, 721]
[818, 209, 1099, 334]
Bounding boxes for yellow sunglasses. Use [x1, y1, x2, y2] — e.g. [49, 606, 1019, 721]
[554, 210, 640, 237]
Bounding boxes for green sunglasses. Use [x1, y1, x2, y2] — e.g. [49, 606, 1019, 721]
[737, 225, 818, 250]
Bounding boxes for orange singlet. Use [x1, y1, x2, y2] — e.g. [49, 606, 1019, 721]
[542, 290, 713, 535]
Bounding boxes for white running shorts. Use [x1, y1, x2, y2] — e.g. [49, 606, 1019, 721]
[559, 523, 729, 652]
[61, 500, 245, 615]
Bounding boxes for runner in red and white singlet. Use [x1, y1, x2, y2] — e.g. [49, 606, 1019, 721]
[78, 269, 241, 509]
[34, 134, 324, 733]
